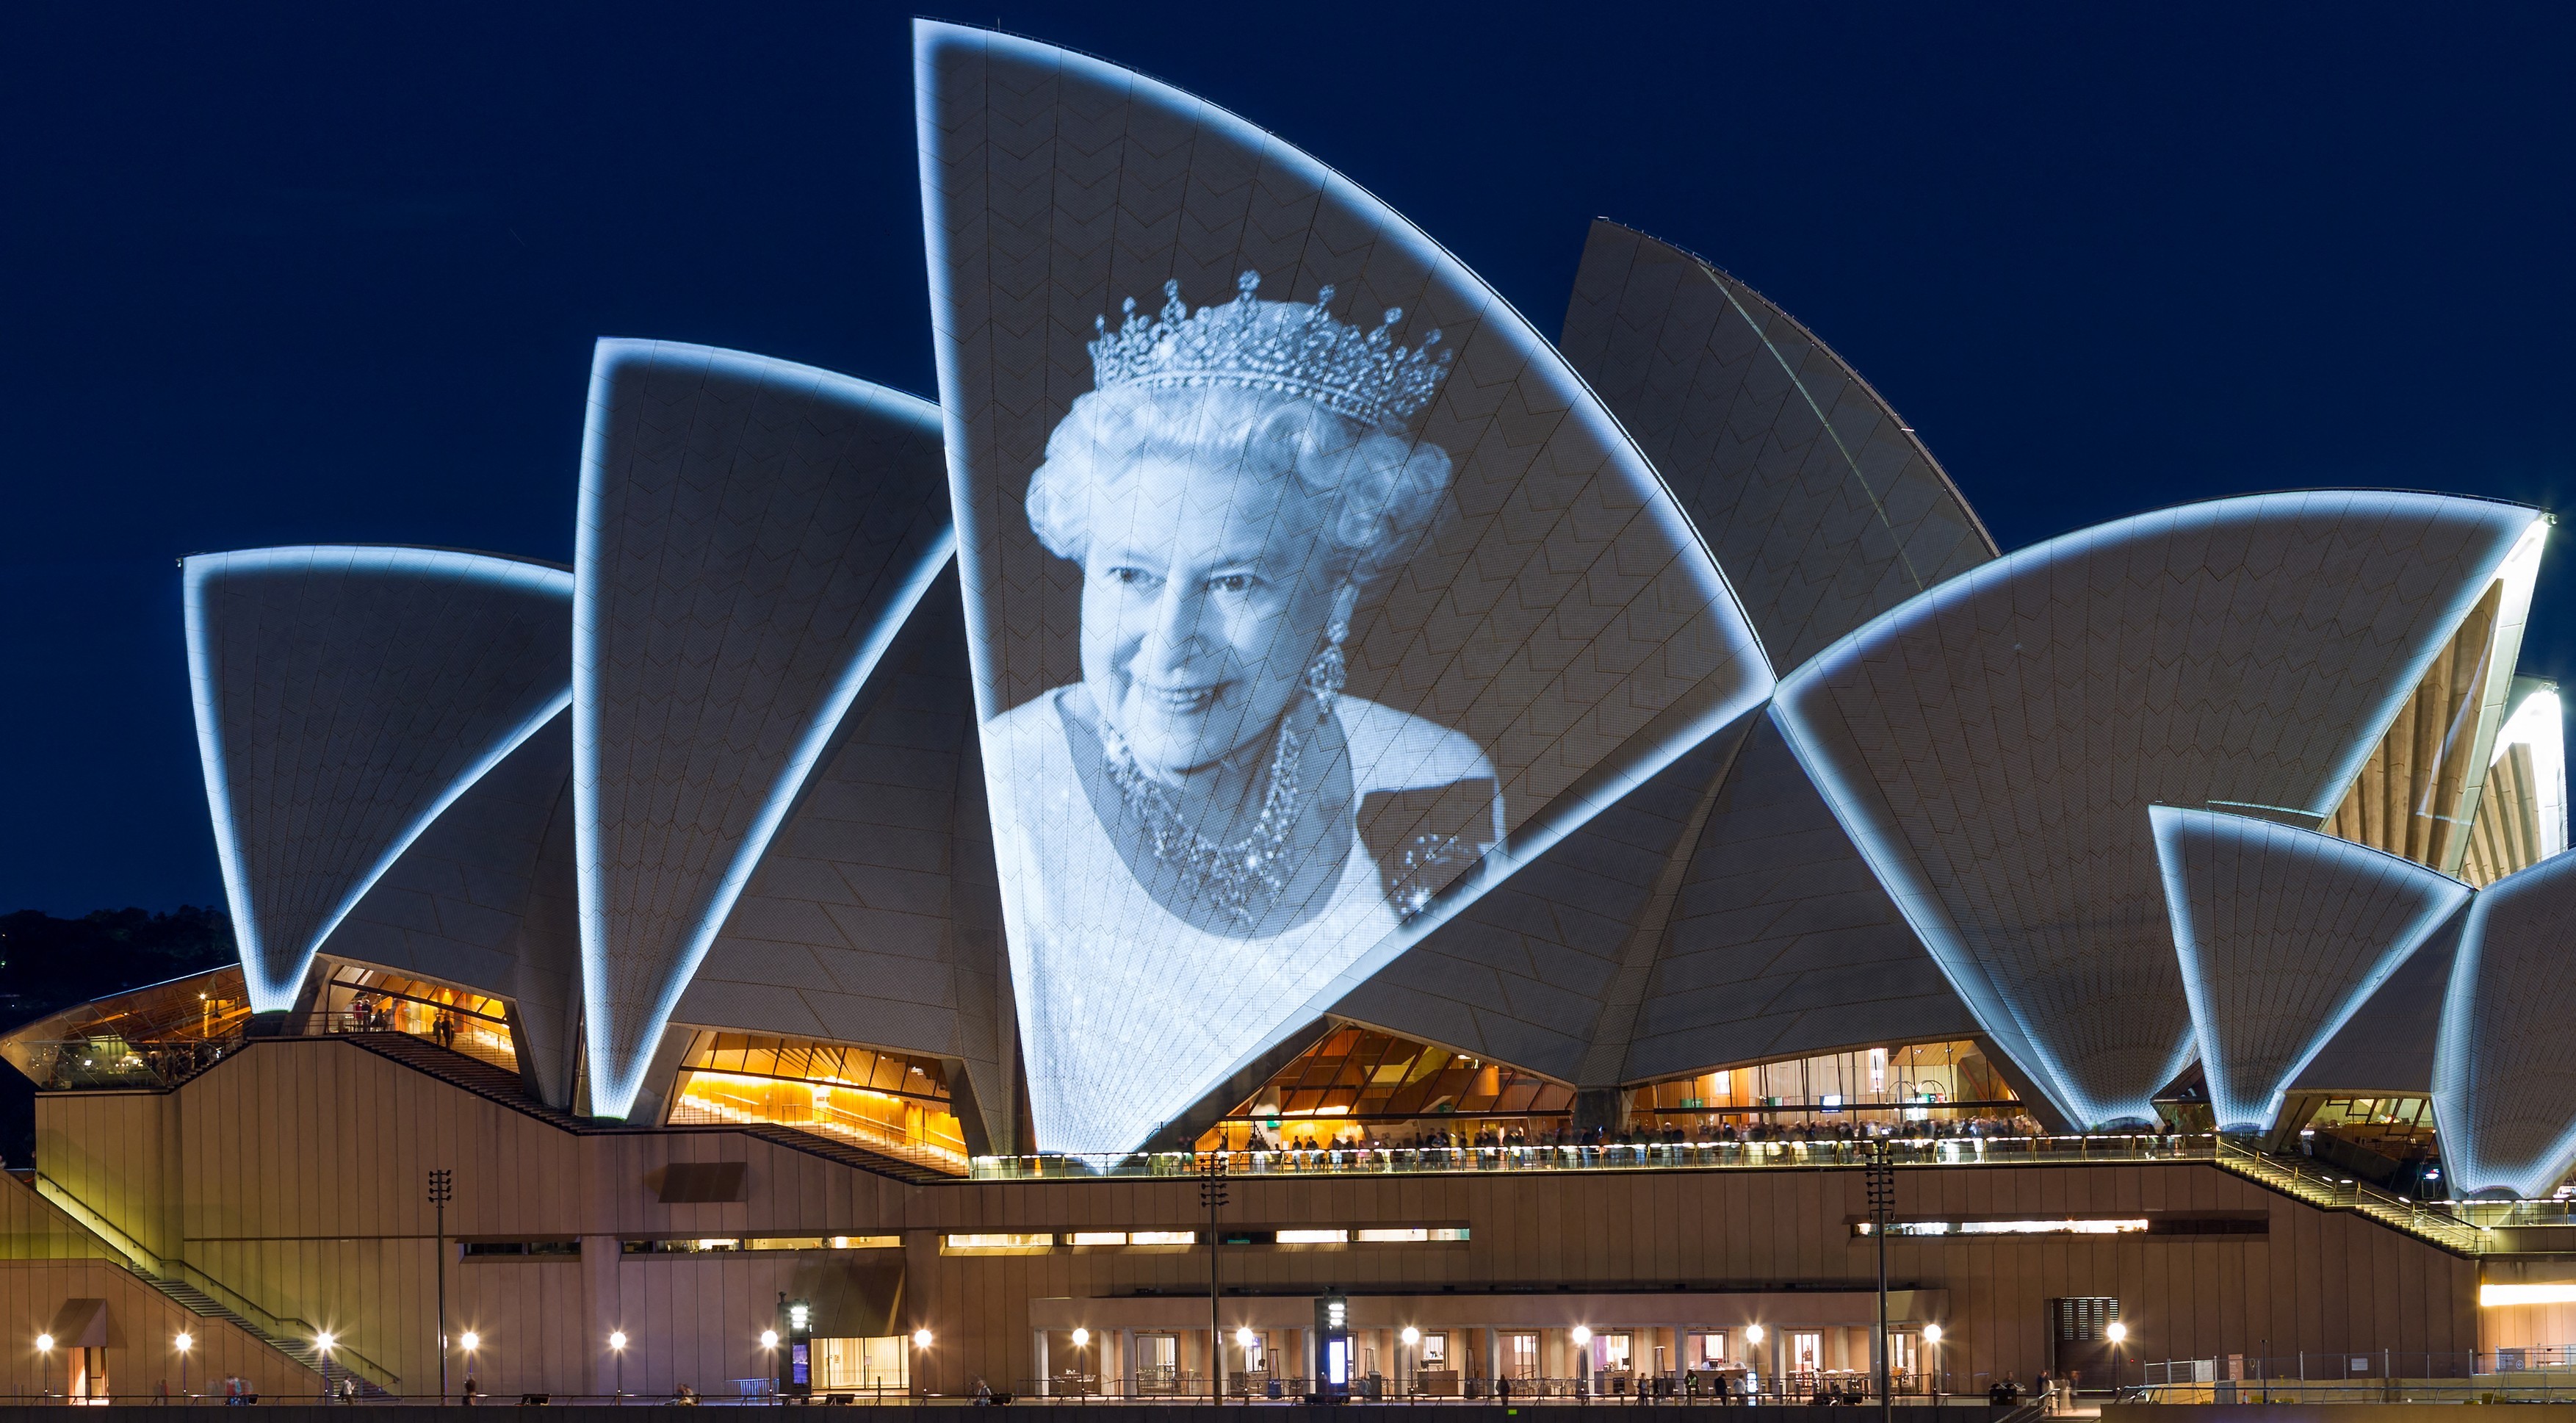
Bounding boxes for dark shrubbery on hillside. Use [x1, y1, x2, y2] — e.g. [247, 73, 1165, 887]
[0, 905, 238, 1030]
[0, 905, 237, 1166]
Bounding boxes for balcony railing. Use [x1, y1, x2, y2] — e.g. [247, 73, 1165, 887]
[1017, 1373, 1976, 1405]
[12, 1035, 238, 1092]
[971, 1131, 2220, 1179]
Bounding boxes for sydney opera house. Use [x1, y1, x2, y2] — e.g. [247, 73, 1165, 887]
[5, 20, 2576, 1406]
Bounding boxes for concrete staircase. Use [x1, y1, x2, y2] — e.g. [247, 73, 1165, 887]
[123, 1267, 390, 1395]
[2214, 1139, 2486, 1255]
[336, 1028, 587, 1129]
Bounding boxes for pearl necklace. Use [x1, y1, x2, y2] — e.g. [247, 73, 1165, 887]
[1097, 707, 1312, 931]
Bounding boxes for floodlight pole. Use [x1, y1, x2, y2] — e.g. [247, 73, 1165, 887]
[427, 1168, 454, 1403]
[1866, 1139, 1895, 1423]
[1199, 1153, 1230, 1405]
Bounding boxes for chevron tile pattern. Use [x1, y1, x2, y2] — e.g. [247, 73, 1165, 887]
[677, 571, 1018, 1153]
[2291, 910, 2464, 1100]
[915, 24, 1772, 1152]
[1628, 709, 1979, 1086]
[1559, 220, 1996, 674]
[1338, 714, 1754, 1084]
[317, 710, 585, 1106]
[1774, 492, 2539, 1128]
[185, 546, 574, 1009]
[2436, 849, 2576, 1197]
[574, 340, 953, 1117]
[2151, 805, 2467, 1133]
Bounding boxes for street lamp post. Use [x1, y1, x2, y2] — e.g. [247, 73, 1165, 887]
[316, 1330, 335, 1405]
[1866, 1139, 1895, 1423]
[1922, 1324, 1942, 1401]
[461, 1332, 480, 1402]
[609, 1330, 627, 1402]
[37, 1333, 53, 1400]
[176, 1330, 192, 1399]
[2106, 1321, 2129, 1399]
[762, 1330, 780, 1405]
[1072, 1327, 1091, 1398]
[1400, 1327, 1419, 1398]
[1199, 1153, 1229, 1404]
[1745, 1325, 1766, 1402]
[1573, 1326, 1592, 1398]
[427, 1167, 453, 1402]
[913, 1328, 934, 1399]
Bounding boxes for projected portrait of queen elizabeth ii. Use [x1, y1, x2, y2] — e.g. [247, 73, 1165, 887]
[985, 271, 1504, 1151]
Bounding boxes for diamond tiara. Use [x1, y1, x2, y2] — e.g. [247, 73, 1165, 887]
[1087, 270, 1454, 432]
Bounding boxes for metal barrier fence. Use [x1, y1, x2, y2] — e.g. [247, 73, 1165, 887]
[971, 1134, 2222, 1181]
[1017, 1374, 1969, 1404]
[11, 1036, 234, 1091]
[2140, 1354, 2481, 1386]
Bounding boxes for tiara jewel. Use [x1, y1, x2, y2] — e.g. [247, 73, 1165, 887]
[1088, 270, 1454, 432]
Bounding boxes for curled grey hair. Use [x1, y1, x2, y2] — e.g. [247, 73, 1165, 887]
[1026, 383, 1454, 590]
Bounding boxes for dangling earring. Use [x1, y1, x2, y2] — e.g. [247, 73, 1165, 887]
[1306, 615, 1349, 726]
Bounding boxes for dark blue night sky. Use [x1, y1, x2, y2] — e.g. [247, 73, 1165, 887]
[4, 4, 2571, 914]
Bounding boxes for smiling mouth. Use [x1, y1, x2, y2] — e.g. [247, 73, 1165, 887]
[1136, 682, 1224, 715]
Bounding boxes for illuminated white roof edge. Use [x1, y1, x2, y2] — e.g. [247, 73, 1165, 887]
[912, 22, 1779, 1150]
[571, 337, 951, 1120]
[183, 545, 574, 1012]
[2149, 804, 2469, 1134]
[1773, 490, 2540, 1129]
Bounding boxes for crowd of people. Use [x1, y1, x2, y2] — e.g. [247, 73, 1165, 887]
[1206, 1113, 2066, 1170]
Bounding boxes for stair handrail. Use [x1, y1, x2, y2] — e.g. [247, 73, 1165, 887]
[30, 1172, 164, 1275]
[157, 1256, 406, 1392]
[2214, 1140, 2483, 1252]
[34, 1172, 402, 1389]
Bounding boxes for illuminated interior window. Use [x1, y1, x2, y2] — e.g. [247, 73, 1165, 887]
[1128, 1231, 1194, 1246]
[943, 1233, 1053, 1252]
[1196, 1026, 1576, 1150]
[1277, 1228, 1349, 1244]
[1854, 1218, 2149, 1237]
[1066, 1231, 1128, 1246]
[1628, 1040, 2021, 1128]
[2483, 1284, 2576, 1307]
[0, 965, 253, 1091]
[1353, 1227, 1470, 1242]
[670, 1031, 967, 1175]
[324, 965, 517, 1073]
[812, 1336, 910, 1390]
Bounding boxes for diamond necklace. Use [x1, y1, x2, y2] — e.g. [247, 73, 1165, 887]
[1097, 706, 1309, 930]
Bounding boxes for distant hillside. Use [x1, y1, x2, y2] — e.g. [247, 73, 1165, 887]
[0, 905, 238, 1031]
[0, 906, 238, 1166]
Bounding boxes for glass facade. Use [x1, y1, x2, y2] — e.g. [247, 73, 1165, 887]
[669, 1031, 967, 1170]
[322, 965, 518, 1073]
[1629, 1040, 2024, 1134]
[1195, 1028, 2023, 1152]
[0, 965, 250, 1091]
[1197, 1026, 1573, 1150]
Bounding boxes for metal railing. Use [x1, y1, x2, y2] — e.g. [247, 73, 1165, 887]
[12, 1035, 238, 1092]
[316, 1008, 520, 1075]
[1016, 1374, 1984, 1405]
[2133, 1352, 2576, 1403]
[973, 1133, 2222, 1180]
[31, 1172, 402, 1393]
[2212, 1139, 2489, 1252]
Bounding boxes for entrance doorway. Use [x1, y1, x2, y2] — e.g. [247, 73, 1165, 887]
[1135, 1333, 1179, 1394]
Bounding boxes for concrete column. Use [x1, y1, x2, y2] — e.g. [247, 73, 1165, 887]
[1485, 1327, 1501, 1388]
[578, 1234, 620, 1397]
[1033, 1330, 1048, 1397]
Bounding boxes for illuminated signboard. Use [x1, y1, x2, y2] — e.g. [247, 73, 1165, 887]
[914, 23, 1772, 1154]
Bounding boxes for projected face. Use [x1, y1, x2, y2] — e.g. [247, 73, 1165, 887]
[923, 24, 1777, 1158]
[1074, 451, 1344, 778]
